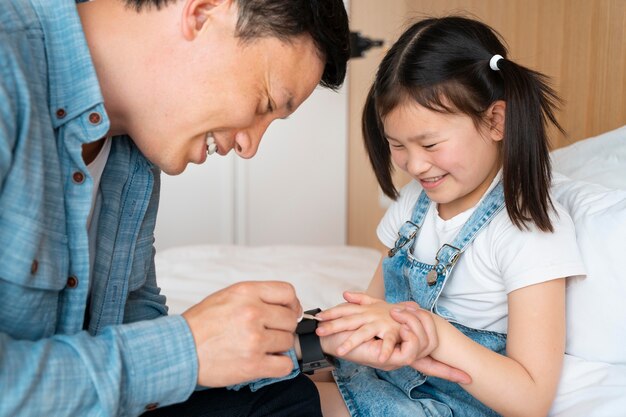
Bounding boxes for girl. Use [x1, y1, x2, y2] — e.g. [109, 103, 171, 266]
[315, 16, 585, 417]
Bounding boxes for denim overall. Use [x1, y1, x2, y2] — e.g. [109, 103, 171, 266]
[333, 182, 508, 417]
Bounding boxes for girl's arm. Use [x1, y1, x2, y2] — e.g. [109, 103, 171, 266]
[365, 258, 386, 298]
[422, 278, 566, 417]
[318, 257, 472, 383]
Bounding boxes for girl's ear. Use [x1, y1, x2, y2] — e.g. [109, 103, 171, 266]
[181, 0, 233, 41]
[486, 100, 506, 142]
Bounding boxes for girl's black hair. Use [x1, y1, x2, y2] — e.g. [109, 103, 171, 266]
[363, 16, 564, 232]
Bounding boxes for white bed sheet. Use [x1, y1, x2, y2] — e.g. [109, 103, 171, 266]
[156, 244, 379, 315]
[155, 125, 626, 417]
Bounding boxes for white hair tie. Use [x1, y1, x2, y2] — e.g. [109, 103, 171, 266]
[489, 54, 504, 71]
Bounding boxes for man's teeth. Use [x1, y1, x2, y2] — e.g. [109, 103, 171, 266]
[206, 133, 217, 155]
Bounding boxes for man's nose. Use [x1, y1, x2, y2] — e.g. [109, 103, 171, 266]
[234, 121, 271, 159]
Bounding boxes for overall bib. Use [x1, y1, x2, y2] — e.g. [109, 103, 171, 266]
[333, 182, 507, 417]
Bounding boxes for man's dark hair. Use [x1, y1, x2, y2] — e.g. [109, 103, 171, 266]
[123, 0, 350, 89]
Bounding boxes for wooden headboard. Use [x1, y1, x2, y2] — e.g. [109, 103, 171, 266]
[347, 0, 626, 249]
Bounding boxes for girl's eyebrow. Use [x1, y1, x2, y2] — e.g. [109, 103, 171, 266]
[385, 132, 437, 142]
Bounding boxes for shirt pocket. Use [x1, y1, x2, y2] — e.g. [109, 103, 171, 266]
[0, 227, 70, 340]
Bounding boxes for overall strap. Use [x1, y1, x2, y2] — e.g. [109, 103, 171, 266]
[429, 181, 505, 282]
[388, 190, 430, 257]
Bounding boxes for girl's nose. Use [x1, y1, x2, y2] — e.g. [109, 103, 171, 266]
[406, 152, 431, 177]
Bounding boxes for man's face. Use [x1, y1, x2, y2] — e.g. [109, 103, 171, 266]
[125, 8, 325, 175]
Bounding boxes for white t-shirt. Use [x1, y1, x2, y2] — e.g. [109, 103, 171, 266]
[377, 177, 586, 333]
[86, 137, 112, 287]
[86, 137, 112, 229]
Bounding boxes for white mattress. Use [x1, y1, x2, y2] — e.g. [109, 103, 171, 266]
[156, 244, 380, 315]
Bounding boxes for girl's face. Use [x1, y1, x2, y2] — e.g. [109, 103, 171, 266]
[383, 99, 504, 219]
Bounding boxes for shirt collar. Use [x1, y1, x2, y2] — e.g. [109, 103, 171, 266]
[31, 0, 104, 129]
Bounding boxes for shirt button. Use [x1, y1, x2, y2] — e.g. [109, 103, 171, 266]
[144, 403, 159, 411]
[30, 260, 39, 274]
[72, 171, 85, 184]
[66, 275, 79, 288]
[56, 108, 67, 119]
[88, 112, 102, 125]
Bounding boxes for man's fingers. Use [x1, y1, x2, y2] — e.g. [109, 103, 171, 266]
[241, 281, 301, 312]
[261, 328, 297, 354]
[411, 356, 472, 385]
[254, 354, 296, 379]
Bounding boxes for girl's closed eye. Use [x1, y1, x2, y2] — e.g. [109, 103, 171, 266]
[387, 139, 404, 149]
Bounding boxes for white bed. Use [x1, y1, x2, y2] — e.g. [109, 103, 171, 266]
[156, 125, 626, 417]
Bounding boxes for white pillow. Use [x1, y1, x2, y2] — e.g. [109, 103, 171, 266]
[551, 125, 626, 190]
[550, 125, 626, 364]
[551, 176, 626, 364]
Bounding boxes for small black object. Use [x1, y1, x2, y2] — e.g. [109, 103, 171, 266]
[350, 31, 384, 58]
[296, 308, 335, 374]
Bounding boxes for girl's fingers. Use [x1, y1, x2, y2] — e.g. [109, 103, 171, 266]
[391, 307, 438, 358]
[342, 291, 381, 305]
[336, 326, 379, 356]
[316, 303, 363, 320]
[377, 334, 398, 363]
[316, 314, 371, 336]
[410, 308, 439, 355]
[389, 325, 420, 364]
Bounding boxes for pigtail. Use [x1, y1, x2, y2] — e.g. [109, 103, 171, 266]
[362, 85, 398, 199]
[496, 59, 564, 232]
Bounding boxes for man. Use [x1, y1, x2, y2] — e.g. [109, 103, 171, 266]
[0, 0, 349, 415]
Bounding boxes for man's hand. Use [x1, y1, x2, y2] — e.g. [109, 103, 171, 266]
[182, 281, 301, 387]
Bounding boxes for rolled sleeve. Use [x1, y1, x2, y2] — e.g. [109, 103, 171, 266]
[228, 348, 300, 392]
[118, 315, 198, 414]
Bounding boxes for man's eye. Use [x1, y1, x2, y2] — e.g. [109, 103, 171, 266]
[423, 143, 436, 149]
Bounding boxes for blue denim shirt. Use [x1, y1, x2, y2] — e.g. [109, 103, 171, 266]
[0, 0, 200, 415]
[0, 1, 298, 415]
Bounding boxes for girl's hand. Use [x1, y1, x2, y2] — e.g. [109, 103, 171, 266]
[316, 292, 407, 362]
[391, 304, 472, 384]
[320, 324, 421, 371]
[319, 310, 471, 383]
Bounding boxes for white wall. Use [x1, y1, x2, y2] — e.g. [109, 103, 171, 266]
[154, 83, 348, 251]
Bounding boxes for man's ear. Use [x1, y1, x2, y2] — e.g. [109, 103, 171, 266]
[181, 0, 232, 41]
[486, 100, 506, 142]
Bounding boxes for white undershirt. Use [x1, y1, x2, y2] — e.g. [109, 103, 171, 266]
[86, 137, 112, 287]
[86, 137, 112, 229]
[377, 176, 586, 333]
